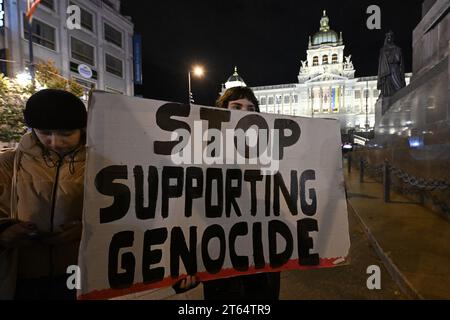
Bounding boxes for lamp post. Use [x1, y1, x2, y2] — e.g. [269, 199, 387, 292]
[25, 0, 41, 87]
[27, 19, 35, 86]
[188, 65, 204, 106]
[365, 81, 370, 132]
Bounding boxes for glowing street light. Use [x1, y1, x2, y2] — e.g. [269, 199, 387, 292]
[193, 66, 204, 77]
[188, 65, 204, 106]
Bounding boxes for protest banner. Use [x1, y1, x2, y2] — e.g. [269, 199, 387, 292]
[78, 91, 350, 299]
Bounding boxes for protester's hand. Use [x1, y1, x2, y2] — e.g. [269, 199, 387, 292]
[41, 221, 82, 245]
[172, 275, 199, 294]
[0, 222, 38, 248]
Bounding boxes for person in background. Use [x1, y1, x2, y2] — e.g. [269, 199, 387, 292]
[202, 86, 281, 300]
[0, 89, 87, 300]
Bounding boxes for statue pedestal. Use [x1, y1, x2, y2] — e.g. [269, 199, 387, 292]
[374, 97, 391, 135]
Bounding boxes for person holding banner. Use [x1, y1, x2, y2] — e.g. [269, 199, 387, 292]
[0, 89, 87, 300]
[202, 86, 281, 300]
[215, 86, 260, 112]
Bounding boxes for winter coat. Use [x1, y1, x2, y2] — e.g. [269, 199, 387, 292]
[0, 132, 85, 297]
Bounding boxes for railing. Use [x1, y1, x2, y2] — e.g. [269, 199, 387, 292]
[347, 154, 450, 219]
[252, 84, 297, 91]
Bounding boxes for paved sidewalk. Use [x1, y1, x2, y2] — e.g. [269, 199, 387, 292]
[345, 161, 450, 300]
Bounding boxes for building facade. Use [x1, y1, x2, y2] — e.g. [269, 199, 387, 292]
[0, 0, 135, 99]
[224, 11, 411, 133]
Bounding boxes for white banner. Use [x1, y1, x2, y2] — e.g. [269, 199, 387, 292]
[78, 92, 350, 299]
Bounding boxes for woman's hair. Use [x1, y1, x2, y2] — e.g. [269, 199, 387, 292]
[32, 128, 87, 147]
[215, 86, 260, 112]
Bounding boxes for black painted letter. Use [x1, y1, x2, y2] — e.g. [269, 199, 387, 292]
[96, 166, 130, 224]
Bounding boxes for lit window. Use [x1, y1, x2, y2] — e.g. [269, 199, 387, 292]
[313, 56, 319, 66]
[70, 2, 94, 31]
[332, 54, 338, 64]
[71, 37, 95, 65]
[104, 23, 122, 48]
[24, 17, 56, 50]
[40, 0, 54, 10]
[105, 53, 123, 77]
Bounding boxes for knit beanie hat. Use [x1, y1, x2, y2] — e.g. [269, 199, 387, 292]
[24, 89, 87, 130]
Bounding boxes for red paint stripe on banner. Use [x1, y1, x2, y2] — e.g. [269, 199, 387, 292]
[77, 257, 347, 300]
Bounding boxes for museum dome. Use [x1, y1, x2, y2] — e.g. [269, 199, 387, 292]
[225, 67, 247, 89]
[227, 67, 245, 83]
[311, 11, 340, 46]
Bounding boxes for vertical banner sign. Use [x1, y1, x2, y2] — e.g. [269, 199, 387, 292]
[78, 92, 350, 300]
[0, 0, 5, 28]
[331, 88, 336, 111]
[133, 34, 143, 85]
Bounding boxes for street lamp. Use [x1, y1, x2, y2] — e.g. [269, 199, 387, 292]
[365, 81, 370, 132]
[188, 65, 204, 106]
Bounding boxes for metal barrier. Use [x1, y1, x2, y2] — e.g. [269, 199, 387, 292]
[346, 155, 450, 217]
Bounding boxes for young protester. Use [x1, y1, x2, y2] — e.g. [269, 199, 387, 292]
[202, 86, 281, 300]
[0, 89, 87, 300]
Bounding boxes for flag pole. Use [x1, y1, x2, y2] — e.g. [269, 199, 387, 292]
[26, 0, 39, 88]
[27, 18, 35, 86]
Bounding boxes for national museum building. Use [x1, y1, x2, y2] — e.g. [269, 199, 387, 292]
[223, 11, 412, 134]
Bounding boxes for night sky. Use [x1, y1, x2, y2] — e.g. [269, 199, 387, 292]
[121, 0, 424, 106]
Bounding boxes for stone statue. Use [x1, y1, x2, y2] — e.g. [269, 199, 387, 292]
[300, 60, 308, 74]
[377, 31, 406, 97]
[345, 55, 352, 64]
[344, 55, 353, 70]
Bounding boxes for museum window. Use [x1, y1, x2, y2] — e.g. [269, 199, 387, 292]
[313, 56, 319, 66]
[355, 90, 361, 99]
[260, 97, 267, 105]
[268, 97, 274, 105]
[275, 95, 282, 104]
[322, 55, 329, 65]
[284, 95, 290, 104]
[332, 54, 338, 64]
